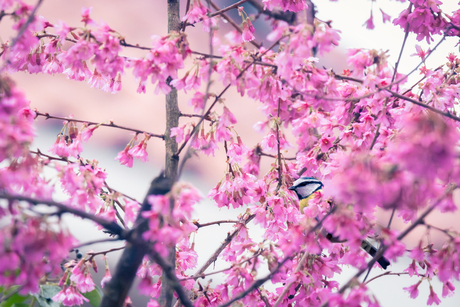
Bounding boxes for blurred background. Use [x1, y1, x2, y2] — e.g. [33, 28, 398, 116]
[3, 0, 460, 305]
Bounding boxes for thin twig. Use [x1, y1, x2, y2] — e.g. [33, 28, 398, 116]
[87, 246, 126, 259]
[387, 207, 396, 229]
[35, 111, 164, 139]
[385, 88, 460, 122]
[72, 238, 123, 249]
[209, 0, 249, 18]
[257, 288, 272, 307]
[259, 151, 296, 160]
[364, 271, 410, 285]
[391, 3, 412, 84]
[423, 222, 455, 239]
[193, 220, 240, 228]
[191, 50, 277, 68]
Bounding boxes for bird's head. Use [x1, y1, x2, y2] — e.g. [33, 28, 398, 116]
[288, 177, 323, 200]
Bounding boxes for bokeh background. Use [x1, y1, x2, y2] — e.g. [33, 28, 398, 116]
[3, 0, 460, 305]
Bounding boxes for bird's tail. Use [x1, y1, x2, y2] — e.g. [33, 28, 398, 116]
[361, 239, 390, 270]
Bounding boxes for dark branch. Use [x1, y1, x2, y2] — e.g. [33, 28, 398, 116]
[0, 193, 125, 237]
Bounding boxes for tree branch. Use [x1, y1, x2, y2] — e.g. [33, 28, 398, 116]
[149, 251, 194, 307]
[100, 173, 174, 307]
[35, 111, 164, 139]
[0, 193, 125, 237]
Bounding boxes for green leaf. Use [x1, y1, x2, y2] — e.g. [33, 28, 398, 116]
[0, 291, 30, 307]
[33, 285, 61, 307]
[82, 287, 102, 307]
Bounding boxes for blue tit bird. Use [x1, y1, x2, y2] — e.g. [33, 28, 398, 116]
[289, 177, 390, 270]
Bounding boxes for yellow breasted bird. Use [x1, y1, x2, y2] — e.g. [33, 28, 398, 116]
[289, 177, 390, 270]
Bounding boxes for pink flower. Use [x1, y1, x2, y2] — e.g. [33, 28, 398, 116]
[403, 280, 422, 299]
[404, 260, 419, 277]
[53, 285, 89, 306]
[260, 132, 277, 152]
[81, 124, 99, 142]
[363, 11, 375, 30]
[181, 0, 208, 24]
[410, 45, 430, 60]
[128, 135, 150, 162]
[170, 125, 188, 143]
[115, 145, 134, 167]
[187, 91, 206, 112]
[81, 7, 97, 27]
[442, 281, 455, 298]
[380, 9, 391, 23]
[101, 267, 112, 288]
[227, 136, 249, 164]
[320, 136, 335, 152]
[427, 285, 441, 305]
[241, 18, 255, 42]
[124, 199, 140, 225]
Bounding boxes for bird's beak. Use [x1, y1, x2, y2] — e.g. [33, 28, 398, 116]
[288, 186, 295, 190]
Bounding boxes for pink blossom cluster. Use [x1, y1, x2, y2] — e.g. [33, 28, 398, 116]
[3, 5, 190, 95]
[393, 0, 448, 43]
[1, 0, 460, 306]
[0, 218, 76, 294]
